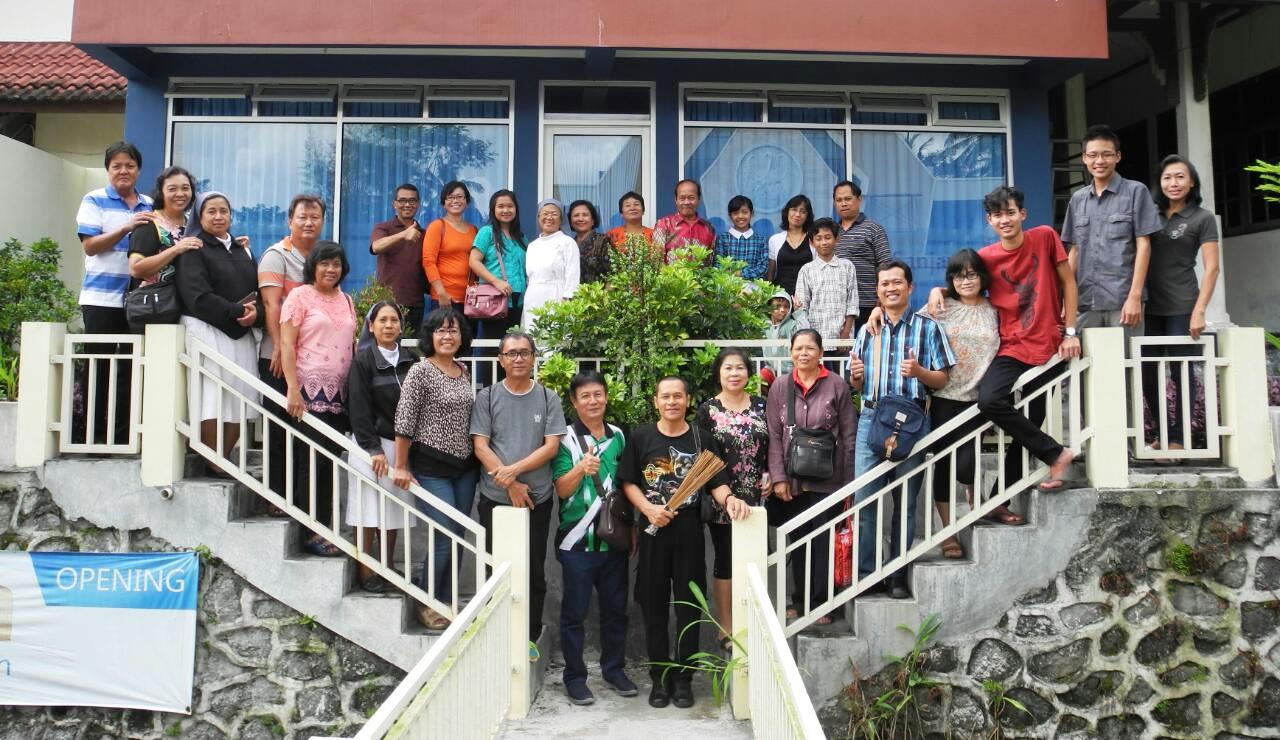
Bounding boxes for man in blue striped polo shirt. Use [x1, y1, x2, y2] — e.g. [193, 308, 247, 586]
[849, 260, 955, 599]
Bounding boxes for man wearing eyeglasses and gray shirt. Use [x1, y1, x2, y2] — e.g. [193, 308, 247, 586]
[1061, 124, 1162, 336]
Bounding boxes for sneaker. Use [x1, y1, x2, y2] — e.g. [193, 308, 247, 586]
[648, 681, 671, 708]
[671, 680, 694, 708]
[566, 682, 595, 706]
[604, 672, 639, 697]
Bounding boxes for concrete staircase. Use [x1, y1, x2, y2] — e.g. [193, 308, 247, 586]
[38, 457, 438, 672]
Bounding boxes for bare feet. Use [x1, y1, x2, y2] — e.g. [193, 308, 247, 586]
[1039, 448, 1075, 490]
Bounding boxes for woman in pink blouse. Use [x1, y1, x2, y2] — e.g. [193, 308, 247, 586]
[280, 241, 357, 556]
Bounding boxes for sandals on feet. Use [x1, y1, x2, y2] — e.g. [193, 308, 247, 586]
[940, 539, 965, 559]
[981, 505, 1026, 526]
[416, 605, 450, 631]
[305, 537, 342, 557]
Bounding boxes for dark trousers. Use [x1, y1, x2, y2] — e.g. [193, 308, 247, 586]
[478, 493, 553, 641]
[258, 359, 293, 502]
[76, 305, 133, 445]
[635, 511, 705, 683]
[1142, 314, 1197, 446]
[557, 548, 629, 687]
[770, 491, 836, 609]
[474, 300, 523, 386]
[295, 409, 347, 539]
[976, 356, 1064, 497]
[928, 397, 981, 502]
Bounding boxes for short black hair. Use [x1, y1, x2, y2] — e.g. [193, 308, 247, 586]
[104, 141, 142, 169]
[781, 194, 814, 234]
[1153, 154, 1203, 209]
[394, 183, 420, 197]
[809, 217, 838, 240]
[833, 180, 862, 198]
[727, 195, 754, 215]
[568, 200, 601, 230]
[876, 259, 914, 285]
[499, 331, 537, 355]
[674, 179, 702, 198]
[711, 348, 752, 391]
[304, 240, 351, 284]
[943, 248, 990, 300]
[367, 300, 403, 326]
[618, 191, 645, 212]
[439, 180, 473, 206]
[150, 166, 196, 211]
[983, 186, 1025, 215]
[654, 375, 690, 395]
[289, 194, 328, 218]
[1082, 124, 1120, 152]
[421, 307, 471, 357]
[569, 370, 608, 399]
[791, 328, 823, 351]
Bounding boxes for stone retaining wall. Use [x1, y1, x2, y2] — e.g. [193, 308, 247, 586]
[823, 488, 1280, 739]
[0, 472, 404, 740]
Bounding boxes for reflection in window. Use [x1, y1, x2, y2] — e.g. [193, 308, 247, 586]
[551, 135, 643, 229]
[851, 131, 1006, 302]
[684, 127, 845, 234]
[171, 122, 336, 260]
[339, 123, 508, 290]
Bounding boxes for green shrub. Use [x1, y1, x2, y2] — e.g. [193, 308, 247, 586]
[349, 274, 411, 340]
[1244, 160, 1280, 204]
[0, 237, 79, 353]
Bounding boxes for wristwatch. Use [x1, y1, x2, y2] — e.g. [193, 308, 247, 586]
[1064, 327, 1078, 338]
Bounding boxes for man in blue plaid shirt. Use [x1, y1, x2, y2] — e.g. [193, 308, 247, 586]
[713, 195, 769, 280]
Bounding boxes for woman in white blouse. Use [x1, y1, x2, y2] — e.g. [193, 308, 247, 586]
[521, 198, 580, 335]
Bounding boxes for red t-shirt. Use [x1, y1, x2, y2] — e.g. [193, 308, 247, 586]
[978, 225, 1068, 366]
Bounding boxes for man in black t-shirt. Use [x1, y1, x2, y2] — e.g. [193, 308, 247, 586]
[619, 377, 750, 710]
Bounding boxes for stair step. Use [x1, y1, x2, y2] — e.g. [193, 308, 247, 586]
[1128, 464, 1244, 489]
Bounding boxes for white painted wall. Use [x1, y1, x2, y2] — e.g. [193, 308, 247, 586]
[33, 113, 125, 169]
[0, 135, 104, 298]
[1223, 229, 1280, 330]
[0, 0, 73, 42]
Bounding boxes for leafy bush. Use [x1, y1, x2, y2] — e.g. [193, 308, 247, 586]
[348, 274, 412, 340]
[0, 237, 79, 354]
[530, 235, 770, 426]
[1244, 160, 1280, 204]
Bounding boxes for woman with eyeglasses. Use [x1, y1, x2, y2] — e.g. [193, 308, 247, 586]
[422, 181, 478, 312]
[392, 307, 478, 631]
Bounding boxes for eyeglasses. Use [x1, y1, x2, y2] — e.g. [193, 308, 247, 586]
[444, 194, 468, 203]
[395, 198, 420, 205]
[501, 350, 534, 360]
[954, 272, 981, 282]
[1083, 152, 1118, 162]
[433, 327, 460, 336]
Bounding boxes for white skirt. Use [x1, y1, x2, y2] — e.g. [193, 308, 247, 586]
[345, 435, 414, 529]
[182, 315, 261, 423]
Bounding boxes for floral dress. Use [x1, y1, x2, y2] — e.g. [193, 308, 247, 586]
[696, 396, 769, 524]
[576, 230, 613, 284]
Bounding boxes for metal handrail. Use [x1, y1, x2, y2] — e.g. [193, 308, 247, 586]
[744, 563, 824, 740]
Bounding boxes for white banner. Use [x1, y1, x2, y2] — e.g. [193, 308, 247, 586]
[0, 551, 199, 713]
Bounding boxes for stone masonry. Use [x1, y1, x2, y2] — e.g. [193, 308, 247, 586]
[0, 471, 405, 740]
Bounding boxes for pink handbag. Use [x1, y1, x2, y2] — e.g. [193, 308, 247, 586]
[463, 242, 509, 320]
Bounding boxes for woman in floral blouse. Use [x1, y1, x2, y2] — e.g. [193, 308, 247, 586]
[568, 199, 613, 284]
[696, 347, 769, 651]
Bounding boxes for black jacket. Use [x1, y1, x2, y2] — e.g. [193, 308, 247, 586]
[347, 342, 419, 455]
[176, 232, 263, 339]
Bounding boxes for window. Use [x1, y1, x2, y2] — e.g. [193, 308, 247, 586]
[1212, 66, 1280, 235]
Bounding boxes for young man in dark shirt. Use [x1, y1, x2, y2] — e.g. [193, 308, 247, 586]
[619, 376, 750, 710]
[369, 183, 427, 332]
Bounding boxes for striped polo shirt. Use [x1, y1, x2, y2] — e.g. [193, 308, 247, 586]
[75, 185, 154, 308]
[852, 309, 955, 404]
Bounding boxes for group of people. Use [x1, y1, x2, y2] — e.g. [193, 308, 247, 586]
[69, 120, 1218, 707]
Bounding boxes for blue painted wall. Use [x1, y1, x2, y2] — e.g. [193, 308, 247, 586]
[1010, 86, 1053, 230]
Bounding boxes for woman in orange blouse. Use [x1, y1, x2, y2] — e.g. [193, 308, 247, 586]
[605, 190, 654, 249]
[421, 180, 478, 309]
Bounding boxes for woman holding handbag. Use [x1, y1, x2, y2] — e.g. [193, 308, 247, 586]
[468, 189, 527, 381]
[696, 348, 769, 650]
[766, 329, 857, 625]
[421, 181, 478, 312]
[128, 166, 201, 286]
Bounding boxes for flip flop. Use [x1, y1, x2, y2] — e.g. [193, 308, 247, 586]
[981, 505, 1026, 526]
[940, 540, 965, 559]
[1038, 478, 1066, 491]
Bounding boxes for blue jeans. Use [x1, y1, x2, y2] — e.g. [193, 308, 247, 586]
[557, 548, 629, 687]
[854, 411, 929, 581]
[413, 470, 479, 603]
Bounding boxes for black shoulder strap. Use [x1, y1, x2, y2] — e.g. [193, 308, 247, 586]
[578, 430, 609, 496]
[787, 376, 797, 429]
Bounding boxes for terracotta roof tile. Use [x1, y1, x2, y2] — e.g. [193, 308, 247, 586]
[0, 43, 126, 102]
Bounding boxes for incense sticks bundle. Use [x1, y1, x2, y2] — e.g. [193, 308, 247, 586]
[644, 450, 726, 535]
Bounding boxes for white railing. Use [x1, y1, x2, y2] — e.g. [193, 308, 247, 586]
[55, 333, 143, 454]
[1129, 335, 1228, 461]
[180, 336, 490, 621]
[743, 562, 825, 739]
[771, 355, 1094, 634]
[341, 562, 514, 740]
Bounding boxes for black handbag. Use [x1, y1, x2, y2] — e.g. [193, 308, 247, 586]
[784, 379, 838, 481]
[124, 278, 181, 331]
[865, 331, 929, 462]
[580, 430, 632, 550]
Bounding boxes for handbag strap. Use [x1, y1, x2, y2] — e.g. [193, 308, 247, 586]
[578, 431, 608, 498]
[494, 234, 508, 281]
[787, 375, 797, 430]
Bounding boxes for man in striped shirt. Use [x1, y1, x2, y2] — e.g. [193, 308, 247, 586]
[833, 180, 892, 328]
[849, 260, 955, 599]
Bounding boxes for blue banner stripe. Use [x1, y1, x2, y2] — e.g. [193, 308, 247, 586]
[31, 552, 199, 611]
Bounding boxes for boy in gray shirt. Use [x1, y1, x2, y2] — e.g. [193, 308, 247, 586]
[472, 332, 567, 645]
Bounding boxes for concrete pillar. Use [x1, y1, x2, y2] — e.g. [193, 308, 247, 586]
[1083, 328, 1129, 488]
[1218, 327, 1274, 484]
[730, 506, 768, 719]
[140, 324, 187, 487]
[493, 505, 530, 719]
[1063, 74, 1089, 193]
[14, 322, 65, 467]
[1175, 2, 1232, 329]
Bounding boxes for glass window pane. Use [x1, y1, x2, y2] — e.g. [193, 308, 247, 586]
[851, 110, 927, 126]
[427, 100, 510, 119]
[850, 131, 1007, 304]
[344, 101, 421, 118]
[551, 135, 643, 229]
[339, 123, 509, 292]
[684, 127, 845, 234]
[545, 87, 649, 116]
[769, 106, 845, 125]
[172, 97, 250, 116]
[171, 121, 336, 259]
[257, 101, 337, 117]
[684, 101, 763, 123]
[937, 101, 1001, 121]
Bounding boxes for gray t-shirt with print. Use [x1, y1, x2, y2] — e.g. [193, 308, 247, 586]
[1145, 205, 1219, 316]
[471, 381, 567, 504]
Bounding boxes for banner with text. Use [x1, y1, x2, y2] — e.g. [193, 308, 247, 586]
[0, 551, 199, 712]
